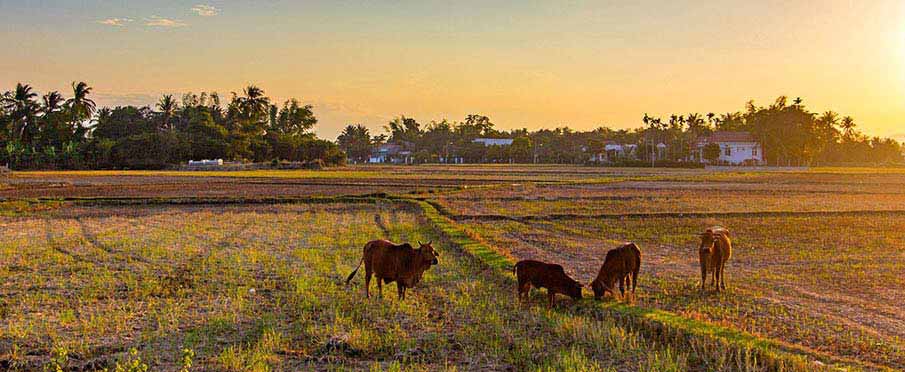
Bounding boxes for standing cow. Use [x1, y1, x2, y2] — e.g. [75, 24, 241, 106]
[513, 260, 583, 308]
[346, 240, 439, 300]
[590, 242, 641, 300]
[699, 227, 732, 292]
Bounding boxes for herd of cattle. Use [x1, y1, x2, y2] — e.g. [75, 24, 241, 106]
[346, 227, 733, 306]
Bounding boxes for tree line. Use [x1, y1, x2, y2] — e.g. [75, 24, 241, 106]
[3, 84, 902, 169]
[1, 82, 343, 169]
[337, 96, 903, 166]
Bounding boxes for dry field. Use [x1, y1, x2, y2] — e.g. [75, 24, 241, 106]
[1, 166, 903, 371]
[1, 202, 701, 371]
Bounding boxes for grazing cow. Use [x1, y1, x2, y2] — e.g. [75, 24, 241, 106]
[513, 260, 583, 307]
[699, 227, 732, 292]
[346, 240, 439, 300]
[590, 242, 641, 300]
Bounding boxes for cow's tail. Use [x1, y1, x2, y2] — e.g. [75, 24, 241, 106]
[630, 243, 641, 292]
[345, 258, 364, 285]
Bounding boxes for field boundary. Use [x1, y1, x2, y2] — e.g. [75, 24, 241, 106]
[442, 209, 905, 222]
[411, 199, 882, 372]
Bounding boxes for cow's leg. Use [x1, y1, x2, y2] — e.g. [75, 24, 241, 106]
[710, 270, 715, 289]
[519, 283, 530, 305]
[714, 267, 722, 292]
[364, 269, 372, 298]
[397, 283, 405, 300]
[376, 277, 383, 298]
[720, 261, 728, 290]
[700, 264, 707, 292]
[517, 278, 529, 304]
[618, 276, 626, 299]
[548, 291, 555, 308]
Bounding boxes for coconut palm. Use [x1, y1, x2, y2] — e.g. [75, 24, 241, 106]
[2, 83, 39, 143]
[840, 116, 857, 140]
[237, 85, 269, 120]
[66, 81, 96, 121]
[42, 91, 65, 114]
[157, 94, 178, 130]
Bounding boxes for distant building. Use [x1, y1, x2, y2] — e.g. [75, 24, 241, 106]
[369, 143, 413, 164]
[473, 138, 514, 146]
[187, 159, 224, 166]
[694, 131, 764, 165]
[589, 141, 638, 162]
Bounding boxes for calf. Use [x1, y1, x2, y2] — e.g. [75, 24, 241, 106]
[699, 227, 732, 292]
[346, 240, 439, 300]
[513, 260, 582, 307]
[590, 242, 641, 300]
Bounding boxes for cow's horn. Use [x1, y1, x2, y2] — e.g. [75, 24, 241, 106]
[418, 241, 423, 246]
[427, 240, 432, 245]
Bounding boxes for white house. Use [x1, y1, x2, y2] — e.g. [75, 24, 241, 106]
[187, 159, 224, 166]
[695, 131, 764, 165]
[472, 138, 514, 146]
[368, 143, 413, 164]
[590, 142, 638, 162]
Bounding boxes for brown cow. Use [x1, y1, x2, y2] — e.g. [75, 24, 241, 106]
[346, 240, 439, 300]
[590, 242, 641, 300]
[699, 227, 732, 292]
[513, 260, 583, 307]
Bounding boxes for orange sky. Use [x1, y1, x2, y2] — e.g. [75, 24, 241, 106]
[2, 1, 904, 140]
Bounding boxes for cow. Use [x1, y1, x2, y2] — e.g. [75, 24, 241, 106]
[590, 242, 641, 300]
[699, 227, 732, 292]
[345, 240, 439, 300]
[513, 260, 583, 308]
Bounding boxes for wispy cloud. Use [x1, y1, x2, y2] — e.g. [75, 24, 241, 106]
[145, 16, 187, 28]
[97, 18, 133, 27]
[191, 4, 220, 17]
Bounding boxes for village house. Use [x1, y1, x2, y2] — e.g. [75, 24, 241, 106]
[694, 131, 764, 165]
[589, 141, 638, 162]
[368, 143, 413, 164]
[472, 138, 514, 146]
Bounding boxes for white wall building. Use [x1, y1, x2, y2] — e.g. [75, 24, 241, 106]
[695, 132, 764, 165]
[472, 138, 514, 146]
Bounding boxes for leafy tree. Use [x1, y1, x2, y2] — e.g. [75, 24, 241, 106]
[702, 143, 721, 163]
[271, 99, 317, 137]
[337, 124, 374, 163]
[183, 110, 228, 160]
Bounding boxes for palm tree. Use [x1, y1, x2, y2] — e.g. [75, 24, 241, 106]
[2, 83, 39, 143]
[239, 85, 269, 120]
[157, 94, 178, 130]
[42, 91, 65, 114]
[66, 82, 96, 121]
[840, 116, 857, 140]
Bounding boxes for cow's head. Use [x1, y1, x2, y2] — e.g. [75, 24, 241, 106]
[418, 241, 439, 266]
[699, 230, 717, 255]
[565, 278, 583, 300]
[590, 275, 615, 300]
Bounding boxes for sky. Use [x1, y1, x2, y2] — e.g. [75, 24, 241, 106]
[2, 1, 904, 141]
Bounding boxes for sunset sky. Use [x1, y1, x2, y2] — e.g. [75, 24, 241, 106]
[2, 1, 904, 140]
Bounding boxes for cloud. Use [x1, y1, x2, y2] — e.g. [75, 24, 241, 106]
[191, 4, 219, 17]
[97, 18, 133, 27]
[145, 16, 187, 28]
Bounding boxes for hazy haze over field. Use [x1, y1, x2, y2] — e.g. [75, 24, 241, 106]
[2, 0, 904, 139]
